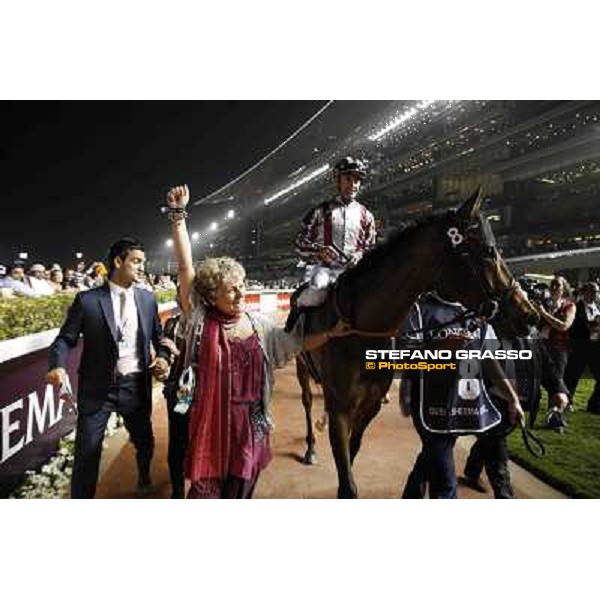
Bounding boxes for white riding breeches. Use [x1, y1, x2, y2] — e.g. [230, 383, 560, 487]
[297, 265, 344, 308]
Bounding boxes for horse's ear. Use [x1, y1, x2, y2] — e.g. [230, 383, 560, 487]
[457, 186, 483, 222]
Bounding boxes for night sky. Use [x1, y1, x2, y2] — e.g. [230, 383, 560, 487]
[0, 101, 325, 267]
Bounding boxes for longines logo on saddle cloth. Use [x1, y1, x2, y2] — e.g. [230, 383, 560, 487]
[408, 294, 503, 435]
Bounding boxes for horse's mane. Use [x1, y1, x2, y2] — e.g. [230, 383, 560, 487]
[342, 210, 451, 284]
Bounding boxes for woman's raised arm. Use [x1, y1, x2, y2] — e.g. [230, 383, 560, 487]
[166, 184, 195, 315]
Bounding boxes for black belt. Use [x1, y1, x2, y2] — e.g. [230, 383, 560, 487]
[115, 372, 145, 383]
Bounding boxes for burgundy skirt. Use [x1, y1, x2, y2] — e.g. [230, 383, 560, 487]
[187, 334, 271, 499]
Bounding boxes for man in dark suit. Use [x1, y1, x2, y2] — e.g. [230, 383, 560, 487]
[47, 238, 172, 498]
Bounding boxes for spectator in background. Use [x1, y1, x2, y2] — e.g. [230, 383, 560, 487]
[0, 264, 14, 298]
[537, 276, 576, 381]
[564, 281, 600, 413]
[135, 272, 155, 292]
[156, 273, 176, 291]
[10, 262, 27, 284]
[28, 263, 55, 296]
[0, 262, 37, 297]
[63, 268, 79, 290]
[71, 260, 88, 289]
[85, 262, 108, 288]
[49, 264, 64, 292]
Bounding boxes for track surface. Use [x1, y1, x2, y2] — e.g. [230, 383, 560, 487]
[96, 363, 565, 499]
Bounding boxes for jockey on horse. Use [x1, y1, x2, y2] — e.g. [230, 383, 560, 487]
[287, 156, 376, 329]
[286, 157, 381, 451]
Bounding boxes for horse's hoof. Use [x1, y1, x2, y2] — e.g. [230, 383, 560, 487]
[337, 486, 358, 499]
[303, 451, 318, 465]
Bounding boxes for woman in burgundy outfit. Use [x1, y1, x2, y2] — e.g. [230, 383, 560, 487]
[165, 185, 350, 499]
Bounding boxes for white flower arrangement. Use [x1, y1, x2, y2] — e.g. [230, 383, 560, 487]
[10, 414, 125, 499]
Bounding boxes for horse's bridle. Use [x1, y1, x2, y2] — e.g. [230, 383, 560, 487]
[444, 235, 523, 326]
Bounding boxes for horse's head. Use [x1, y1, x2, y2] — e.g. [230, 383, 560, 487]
[436, 188, 539, 336]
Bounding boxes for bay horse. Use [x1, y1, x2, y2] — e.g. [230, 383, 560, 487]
[294, 189, 538, 497]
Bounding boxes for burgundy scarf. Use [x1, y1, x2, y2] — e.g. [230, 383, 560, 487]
[185, 307, 240, 481]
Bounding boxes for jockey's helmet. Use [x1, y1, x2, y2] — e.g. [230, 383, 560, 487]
[334, 156, 368, 180]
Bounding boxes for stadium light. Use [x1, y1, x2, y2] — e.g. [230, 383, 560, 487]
[210, 222, 218, 232]
[264, 163, 330, 206]
[75, 252, 83, 259]
[227, 209, 235, 219]
[19, 252, 28, 260]
[368, 101, 436, 142]
[165, 239, 173, 248]
[191, 232, 199, 240]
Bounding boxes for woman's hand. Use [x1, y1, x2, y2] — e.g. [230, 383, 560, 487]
[165, 183, 194, 315]
[302, 320, 354, 352]
[167, 185, 190, 210]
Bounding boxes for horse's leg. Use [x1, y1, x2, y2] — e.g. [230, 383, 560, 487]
[349, 398, 383, 465]
[327, 410, 357, 498]
[296, 357, 317, 465]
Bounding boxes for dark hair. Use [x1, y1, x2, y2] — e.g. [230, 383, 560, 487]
[107, 237, 145, 275]
[9, 260, 26, 272]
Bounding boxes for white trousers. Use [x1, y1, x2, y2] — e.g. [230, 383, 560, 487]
[297, 265, 344, 308]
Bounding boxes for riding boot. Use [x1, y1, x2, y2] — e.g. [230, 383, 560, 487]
[285, 284, 308, 333]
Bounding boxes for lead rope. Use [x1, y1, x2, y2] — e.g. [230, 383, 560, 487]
[518, 417, 546, 457]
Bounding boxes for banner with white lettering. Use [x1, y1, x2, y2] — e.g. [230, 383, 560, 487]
[0, 346, 80, 497]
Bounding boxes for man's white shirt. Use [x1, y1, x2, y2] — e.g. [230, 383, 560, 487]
[109, 281, 142, 374]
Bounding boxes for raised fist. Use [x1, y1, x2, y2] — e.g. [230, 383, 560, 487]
[166, 184, 190, 210]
